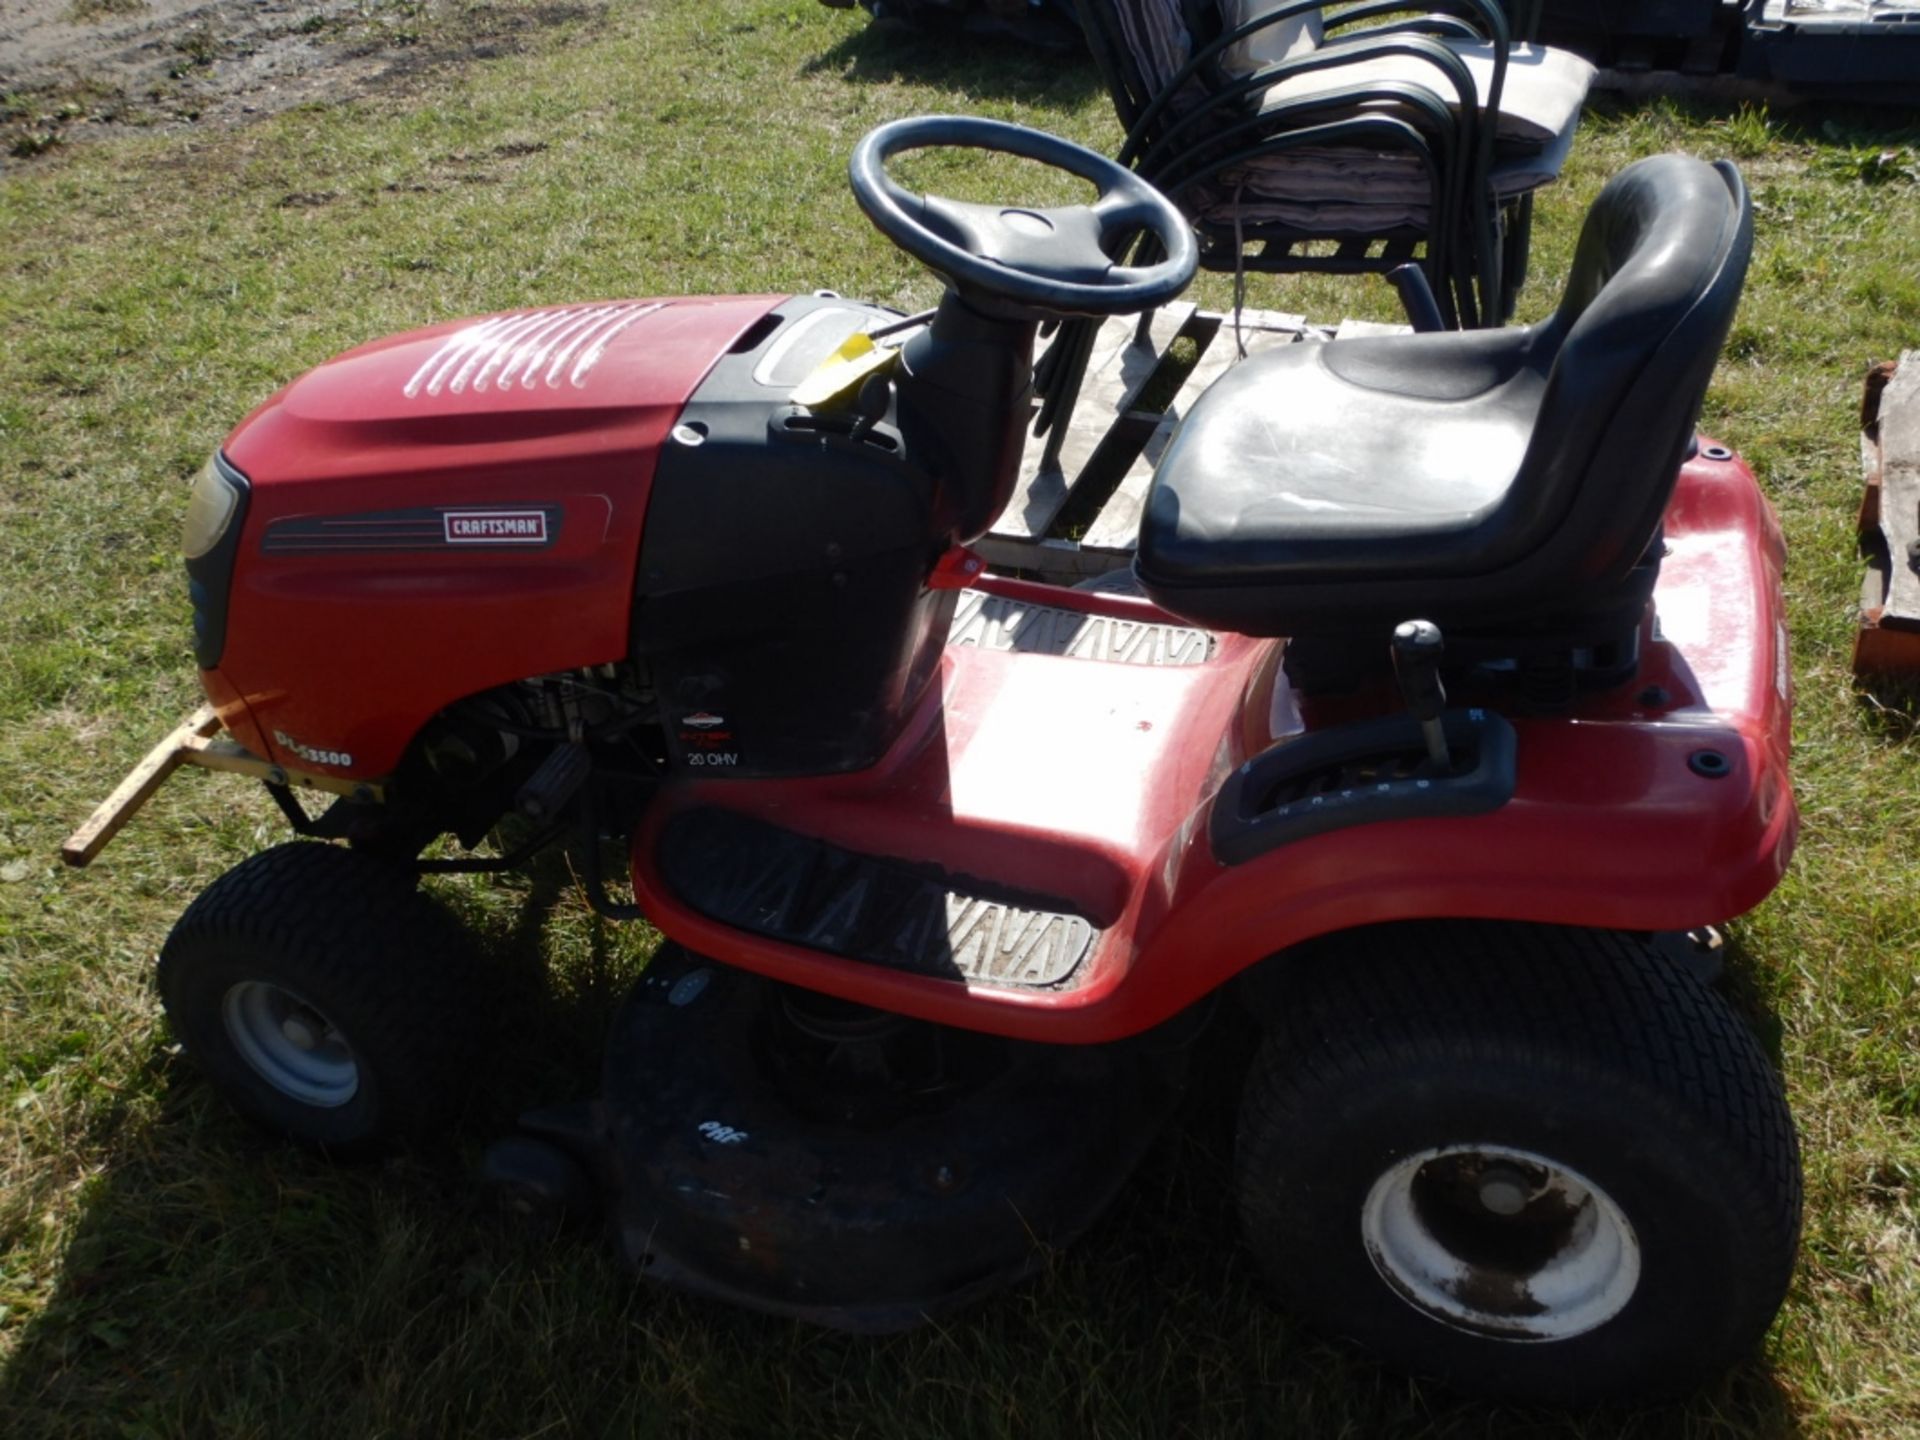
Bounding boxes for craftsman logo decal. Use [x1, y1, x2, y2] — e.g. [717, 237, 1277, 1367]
[262, 504, 561, 555]
[444, 510, 549, 545]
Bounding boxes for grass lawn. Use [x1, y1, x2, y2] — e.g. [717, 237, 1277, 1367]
[3, 1, 1920, 1435]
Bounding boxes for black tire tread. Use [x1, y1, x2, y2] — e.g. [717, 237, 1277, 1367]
[1237, 921, 1801, 1398]
[158, 842, 476, 1150]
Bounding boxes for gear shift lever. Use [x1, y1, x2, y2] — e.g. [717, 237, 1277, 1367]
[1392, 619, 1451, 769]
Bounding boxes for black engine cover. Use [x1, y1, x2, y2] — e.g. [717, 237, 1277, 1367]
[633, 296, 951, 778]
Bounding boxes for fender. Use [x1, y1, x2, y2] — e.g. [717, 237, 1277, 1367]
[629, 450, 1795, 1043]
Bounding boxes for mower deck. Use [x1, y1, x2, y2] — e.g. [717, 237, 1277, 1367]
[598, 946, 1187, 1330]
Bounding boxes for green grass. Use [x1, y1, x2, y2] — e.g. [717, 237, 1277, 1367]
[3, 2, 1920, 1434]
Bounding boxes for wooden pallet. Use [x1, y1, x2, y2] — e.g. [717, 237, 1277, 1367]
[1855, 351, 1920, 677]
[978, 306, 1409, 579]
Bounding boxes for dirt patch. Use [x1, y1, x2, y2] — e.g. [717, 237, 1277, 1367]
[0, 0, 602, 164]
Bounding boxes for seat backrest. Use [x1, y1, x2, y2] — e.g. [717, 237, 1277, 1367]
[1501, 153, 1752, 586]
[1078, 0, 1203, 133]
[1216, 0, 1323, 77]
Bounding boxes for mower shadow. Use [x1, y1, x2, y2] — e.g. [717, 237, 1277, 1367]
[0, 849, 642, 1435]
[8, 637, 1813, 1437]
[0, 1062, 646, 1436]
[1851, 672, 1920, 747]
[615, 1001, 1810, 1437]
[0, 960, 1807, 1438]
[453, 838, 656, 1110]
[803, 20, 1103, 106]
[1715, 925, 1793, 1069]
[1011, 1006, 1811, 1438]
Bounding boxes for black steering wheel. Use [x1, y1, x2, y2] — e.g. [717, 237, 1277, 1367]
[848, 115, 1198, 318]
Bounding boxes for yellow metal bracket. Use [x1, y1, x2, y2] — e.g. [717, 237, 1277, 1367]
[790, 331, 901, 411]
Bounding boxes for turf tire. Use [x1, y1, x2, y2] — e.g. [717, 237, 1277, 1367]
[1236, 922, 1801, 1404]
[158, 842, 477, 1155]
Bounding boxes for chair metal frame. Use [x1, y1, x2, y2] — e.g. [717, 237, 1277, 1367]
[1035, 0, 1546, 466]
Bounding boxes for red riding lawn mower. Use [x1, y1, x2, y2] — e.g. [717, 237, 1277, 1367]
[67, 116, 1800, 1404]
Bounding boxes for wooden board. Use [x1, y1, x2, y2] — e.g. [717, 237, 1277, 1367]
[995, 304, 1194, 541]
[1854, 352, 1920, 676]
[1081, 309, 1307, 554]
[1331, 316, 1414, 341]
[980, 304, 1403, 578]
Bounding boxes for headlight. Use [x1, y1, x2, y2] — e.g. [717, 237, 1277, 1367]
[182, 454, 242, 560]
[183, 452, 250, 669]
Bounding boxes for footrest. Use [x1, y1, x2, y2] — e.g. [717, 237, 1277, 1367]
[657, 809, 1099, 990]
[946, 589, 1216, 667]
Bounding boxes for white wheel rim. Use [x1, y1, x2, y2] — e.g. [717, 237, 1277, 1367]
[1360, 1144, 1641, 1341]
[220, 980, 360, 1108]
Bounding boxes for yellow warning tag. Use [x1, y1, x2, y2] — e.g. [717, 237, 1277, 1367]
[791, 332, 899, 411]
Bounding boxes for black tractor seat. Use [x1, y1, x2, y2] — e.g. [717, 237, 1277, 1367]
[1135, 154, 1753, 679]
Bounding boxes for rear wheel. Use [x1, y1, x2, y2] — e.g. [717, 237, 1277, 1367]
[1236, 923, 1800, 1403]
[158, 842, 478, 1155]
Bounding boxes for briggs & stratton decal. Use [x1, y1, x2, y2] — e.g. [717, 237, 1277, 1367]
[677, 711, 739, 767]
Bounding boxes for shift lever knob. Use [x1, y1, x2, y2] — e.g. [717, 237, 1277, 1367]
[1392, 620, 1451, 767]
[848, 373, 893, 442]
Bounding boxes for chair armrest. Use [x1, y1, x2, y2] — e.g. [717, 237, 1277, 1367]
[1146, 77, 1462, 191]
[1152, 109, 1447, 212]
[1176, 33, 1494, 201]
[1239, 31, 1490, 115]
[1144, 85, 1465, 270]
[1240, 31, 1503, 148]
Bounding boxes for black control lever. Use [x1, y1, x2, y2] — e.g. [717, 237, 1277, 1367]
[1387, 264, 1446, 334]
[848, 373, 894, 443]
[1392, 619, 1451, 769]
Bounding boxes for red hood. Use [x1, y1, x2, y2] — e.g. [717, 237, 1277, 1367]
[205, 293, 786, 778]
[224, 294, 783, 484]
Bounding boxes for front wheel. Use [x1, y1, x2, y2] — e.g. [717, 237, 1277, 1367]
[158, 842, 480, 1155]
[1236, 923, 1801, 1404]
